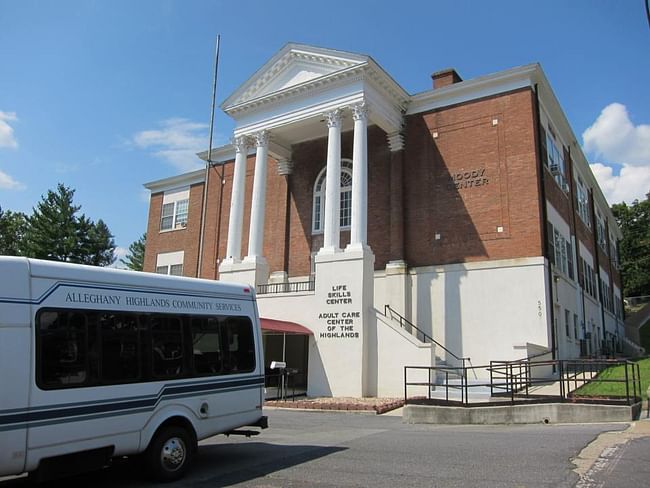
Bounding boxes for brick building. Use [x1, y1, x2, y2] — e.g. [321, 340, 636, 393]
[143, 44, 626, 397]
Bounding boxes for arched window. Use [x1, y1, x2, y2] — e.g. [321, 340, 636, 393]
[312, 159, 353, 233]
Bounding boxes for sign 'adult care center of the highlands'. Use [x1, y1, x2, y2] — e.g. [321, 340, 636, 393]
[319, 284, 361, 339]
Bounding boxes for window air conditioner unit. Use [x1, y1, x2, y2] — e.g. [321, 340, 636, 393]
[562, 181, 570, 192]
[550, 163, 561, 176]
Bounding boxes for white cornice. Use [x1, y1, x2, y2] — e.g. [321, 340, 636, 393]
[195, 143, 242, 164]
[144, 169, 205, 194]
[407, 63, 540, 115]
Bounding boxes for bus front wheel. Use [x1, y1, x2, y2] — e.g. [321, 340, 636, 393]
[144, 425, 195, 481]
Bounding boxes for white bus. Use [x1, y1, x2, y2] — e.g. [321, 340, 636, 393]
[0, 257, 267, 482]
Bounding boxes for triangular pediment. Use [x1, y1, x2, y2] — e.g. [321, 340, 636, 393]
[222, 43, 369, 109]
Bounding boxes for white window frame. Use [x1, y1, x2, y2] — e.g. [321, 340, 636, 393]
[312, 159, 353, 234]
[160, 187, 190, 232]
[549, 221, 571, 278]
[155, 250, 184, 276]
[544, 124, 567, 191]
[576, 177, 590, 227]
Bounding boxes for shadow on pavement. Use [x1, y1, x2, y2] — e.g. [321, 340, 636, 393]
[0, 442, 345, 488]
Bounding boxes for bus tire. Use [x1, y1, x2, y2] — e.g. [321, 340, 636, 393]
[143, 425, 195, 482]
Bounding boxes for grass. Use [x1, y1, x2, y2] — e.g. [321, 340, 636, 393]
[573, 357, 650, 398]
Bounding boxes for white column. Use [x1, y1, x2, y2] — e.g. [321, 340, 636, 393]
[246, 130, 270, 260]
[225, 136, 249, 262]
[350, 102, 368, 249]
[322, 109, 343, 253]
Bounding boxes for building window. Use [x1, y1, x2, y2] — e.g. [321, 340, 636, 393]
[156, 251, 184, 276]
[609, 234, 619, 269]
[566, 240, 575, 280]
[547, 222, 555, 266]
[573, 314, 579, 340]
[548, 222, 572, 279]
[580, 257, 597, 299]
[542, 125, 567, 191]
[576, 177, 590, 227]
[596, 211, 607, 253]
[312, 159, 353, 233]
[599, 278, 614, 314]
[160, 187, 190, 232]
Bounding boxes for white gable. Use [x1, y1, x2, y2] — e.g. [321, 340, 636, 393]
[259, 62, 338, 96]
[222, 43, 368, 109]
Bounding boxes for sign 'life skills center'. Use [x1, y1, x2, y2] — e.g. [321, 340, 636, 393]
[318, 284, 360, 339]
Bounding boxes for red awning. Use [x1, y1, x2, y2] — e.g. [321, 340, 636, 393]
[260, 318, 313, 335]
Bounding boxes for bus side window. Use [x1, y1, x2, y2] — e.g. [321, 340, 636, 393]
[221, 317, 255, 373]
[99, 312, 141, 383]
[37, 310, 89, 388]
[151, 315, 185, 378]
[190, 317, 222, 375]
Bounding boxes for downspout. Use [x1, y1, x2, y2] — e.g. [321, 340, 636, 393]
[533, 84, 557, 361]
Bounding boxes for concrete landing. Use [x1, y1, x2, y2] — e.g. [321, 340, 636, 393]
[403, 401, 642, 425]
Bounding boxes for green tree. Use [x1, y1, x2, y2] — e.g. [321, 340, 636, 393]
[612, 193, 650, 297]
[0, 206, 28, 255]
[121, 233, 146, 271]
[78, 217, 117, 267]
[22, 183, 116, 266]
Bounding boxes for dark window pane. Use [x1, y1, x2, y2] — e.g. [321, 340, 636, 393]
[221, 317, 255, 373]
[38, 311, 88, 387]
[151, 316, 185, 378]
[191, 317, 223, 375]
[99, 312, 141, 382]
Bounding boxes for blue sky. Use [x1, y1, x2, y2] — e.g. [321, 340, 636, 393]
[1, 0, 649, 263]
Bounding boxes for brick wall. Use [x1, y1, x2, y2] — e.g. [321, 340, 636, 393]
[404, 88, 543, 266]
[143, 182, 204, 276]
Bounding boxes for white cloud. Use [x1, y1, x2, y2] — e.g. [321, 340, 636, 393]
[589, 163, 650, 205]
[0, 169, 25, 190]
[0, 111, 18, 148]
[582, 103, 650, 204]
[132, 118, 209, 172]
[583, 103, 650, 166]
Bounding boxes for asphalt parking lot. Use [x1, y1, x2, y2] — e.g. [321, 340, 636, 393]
[0, 409, 637, 487]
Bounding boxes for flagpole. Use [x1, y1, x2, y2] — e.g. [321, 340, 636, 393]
[197, 34, 221, 278]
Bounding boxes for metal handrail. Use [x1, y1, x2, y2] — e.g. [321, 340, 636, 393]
[384, 304, 470, 368]
[405, 358, 643, 407]
[257, 280, 315, 295]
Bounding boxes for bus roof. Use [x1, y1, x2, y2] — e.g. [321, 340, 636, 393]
[0, 257, 254, 299]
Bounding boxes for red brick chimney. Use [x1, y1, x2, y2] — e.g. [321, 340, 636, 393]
[431, 68, 462, 89]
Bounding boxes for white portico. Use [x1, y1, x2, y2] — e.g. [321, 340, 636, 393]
[218, 44, 407, 279]
[217, 43, 409, 397]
